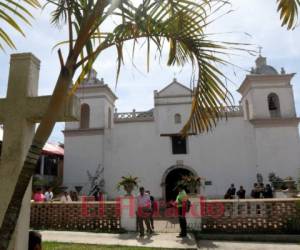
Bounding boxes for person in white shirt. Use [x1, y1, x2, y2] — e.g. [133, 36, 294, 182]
[60, 191, 72, 203]
[44, 187, 54, 202]
[137, 187, 152, 237]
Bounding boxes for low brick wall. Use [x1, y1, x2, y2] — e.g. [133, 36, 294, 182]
[201, 198, 300, 234]
[30, 201, 121, 232]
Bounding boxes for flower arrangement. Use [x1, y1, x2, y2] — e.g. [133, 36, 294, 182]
[177, 175, 203, 194]
[117, 175, 139, 195]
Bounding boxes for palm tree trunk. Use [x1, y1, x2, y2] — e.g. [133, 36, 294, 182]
[0, 64, 75, 250]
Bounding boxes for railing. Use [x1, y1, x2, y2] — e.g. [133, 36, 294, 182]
[201, 198, 300, 233]
[114, 110, 154, 122]
[30, 201, 121, 232]
[219, 105, 243, 116]
[113, 106, 243, 123]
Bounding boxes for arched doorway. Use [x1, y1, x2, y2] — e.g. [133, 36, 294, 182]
[163, 167, 197, 201]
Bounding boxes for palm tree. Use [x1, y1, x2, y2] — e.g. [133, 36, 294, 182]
[277, 0, 300, 30]
[0, 0, 40, 50]
[0, 1, 238, 247]
[0, 0, 299, 248]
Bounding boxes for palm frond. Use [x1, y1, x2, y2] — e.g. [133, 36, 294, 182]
[51, 0, 250, 134]
[0, 0, 40, 50]
[277, 0, 300, 29]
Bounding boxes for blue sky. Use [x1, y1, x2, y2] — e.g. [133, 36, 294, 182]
[0, 0, 300, 143]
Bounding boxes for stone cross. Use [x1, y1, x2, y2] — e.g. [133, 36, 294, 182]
[0, 53, 79, 250]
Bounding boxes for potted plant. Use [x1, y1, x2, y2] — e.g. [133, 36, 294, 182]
[117, 175, 139, 196]
[268, 172, 284, 190]
[177, 175, 203, 195]
[284, 176, 296, 190]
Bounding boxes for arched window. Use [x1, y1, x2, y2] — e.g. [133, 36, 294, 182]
[174, 113, 181, 124]
[245, 100, 250, 120]
[268, 93, 281, 117]
[80, 103, 90, 129]
[108, 108, 112, 128]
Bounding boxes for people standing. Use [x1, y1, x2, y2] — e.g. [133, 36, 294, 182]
[225, 184, 236, 199]
[60, 191, 72, 203]
[44, 187, 53, 202]
[137, 187, 152, 237]
[236, 186, 246, 199]
[33, 188, 45, 202]
[263, 184, 273, 198]
[146, 190, 155, 232]
[251, 183, 260, 198]
[70, 190, 79, 201]
[176, 185, 188, 238]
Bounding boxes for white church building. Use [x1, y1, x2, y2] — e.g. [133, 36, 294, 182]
[63, 56, 300, 200]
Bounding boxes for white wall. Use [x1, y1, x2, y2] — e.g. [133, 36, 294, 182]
[104, 117, 259, 200]
[255, 126, 300, 180]
[251, 87, 296, 119]
[64, 77, 300, 200]
[155, 103, 191, 134]
[64, 134, 104, 193]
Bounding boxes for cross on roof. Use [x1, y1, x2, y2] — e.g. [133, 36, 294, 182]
[258, 46, 263, 56]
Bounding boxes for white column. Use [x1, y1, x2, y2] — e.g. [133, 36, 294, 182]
[186, 196, 202, 231]
[120, 197, 136, 231]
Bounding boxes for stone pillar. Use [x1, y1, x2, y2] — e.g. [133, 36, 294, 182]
[0, 53, 40, 250]
[186, 196, 202, 231]
[0, 53, 79, 249]
[120, 196, 136, 231]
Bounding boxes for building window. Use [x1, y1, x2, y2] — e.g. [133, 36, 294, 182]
[174, 114, 181, 124]
[80, 103, 90, 129]
[268, 93, 281, 118]
[171, 136, 187, 154]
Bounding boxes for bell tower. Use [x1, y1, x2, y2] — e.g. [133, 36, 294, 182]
[238, 55, 297, 123]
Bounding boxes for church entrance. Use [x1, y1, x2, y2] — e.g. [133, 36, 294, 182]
[165, 168, 194, 201]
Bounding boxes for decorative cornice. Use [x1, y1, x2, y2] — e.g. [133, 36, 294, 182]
[75, 84, 118, 101]
[238, 73, 295, 95]
[155, 101, 192, 106]
[114, 118, 154, 123]
[79, 94, 115, 106]
[239, 85, 293, 102]
[11, 53, 40, 67]
[160, 133, 196, 137]
[154, 94, 192, 99]
[250, 117, 300, 127]
[63, 128, 104, 136]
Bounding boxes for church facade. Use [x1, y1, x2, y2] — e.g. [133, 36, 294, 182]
[63, 56, 300, 200]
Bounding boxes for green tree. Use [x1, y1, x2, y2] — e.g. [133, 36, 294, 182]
[0, 0, 40, 50]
